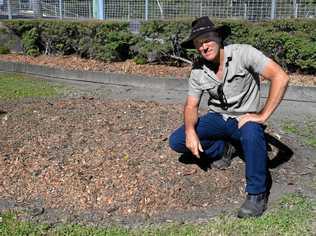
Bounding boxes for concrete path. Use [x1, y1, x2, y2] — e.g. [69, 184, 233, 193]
[1, 60, 315, 124]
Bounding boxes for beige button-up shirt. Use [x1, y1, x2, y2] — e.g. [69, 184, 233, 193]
[188, 44, 270, 118]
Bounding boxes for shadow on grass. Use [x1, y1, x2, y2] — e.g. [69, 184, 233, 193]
[265, 133, 293, 169]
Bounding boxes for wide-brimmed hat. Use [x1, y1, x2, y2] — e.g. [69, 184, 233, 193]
[181, 16, 231, 49]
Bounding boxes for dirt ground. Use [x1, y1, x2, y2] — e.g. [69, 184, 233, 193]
[0, 55, 315, 226]
[0, 94, 312, 225]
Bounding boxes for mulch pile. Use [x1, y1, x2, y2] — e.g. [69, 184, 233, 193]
[0, 54, 315, 86]
[0, 54, 192, 80]
[0, 97, 301, 219]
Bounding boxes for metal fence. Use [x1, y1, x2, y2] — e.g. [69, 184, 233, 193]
[1, 0, 315, 21]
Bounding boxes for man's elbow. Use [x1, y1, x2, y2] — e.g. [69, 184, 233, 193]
[281, 72, 290, 88]
[271, 69, 289, 88]
[263, 60, 289, 87]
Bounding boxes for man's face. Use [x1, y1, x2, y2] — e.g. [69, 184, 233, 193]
[193, 32, 221, 61]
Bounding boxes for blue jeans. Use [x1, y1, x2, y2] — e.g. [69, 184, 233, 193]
[169, 112, 269, 194]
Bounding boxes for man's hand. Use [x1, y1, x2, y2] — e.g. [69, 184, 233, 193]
[185, 130, 204, 158]
[238, 113, 265, 128]
[239, 58, 289, 129]
[184, 95, 203, 158]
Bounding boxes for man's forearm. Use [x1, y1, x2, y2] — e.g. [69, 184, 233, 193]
[184, 105, 199, 134]
[259, 73, 289, 122]
[183, 103, 203, 157]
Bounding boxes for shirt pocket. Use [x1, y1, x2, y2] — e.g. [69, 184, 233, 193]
[226, 72, 249, 95]
[200, 82, 217, 97]
[199, 73, 220, 97]
[227, 72, 247, 83]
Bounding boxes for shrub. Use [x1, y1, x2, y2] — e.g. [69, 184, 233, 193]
[133, 19, 191, 65]
[283, 35, 316, 73]
[21, 27, 40, 56]
[77, 22, 98, 58]
[220, 19, 316, 73]
[93, 23, 134, 61]
[38, 21, 78, 55]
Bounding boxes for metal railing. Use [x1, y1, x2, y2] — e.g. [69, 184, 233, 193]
[1, 0, 315, 21]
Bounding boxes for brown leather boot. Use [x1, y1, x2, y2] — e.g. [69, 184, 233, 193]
[211, 142, 235, 170]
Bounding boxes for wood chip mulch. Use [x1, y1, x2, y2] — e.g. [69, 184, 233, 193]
[0, 98, 248, 217]
[0, 97, 303, 218]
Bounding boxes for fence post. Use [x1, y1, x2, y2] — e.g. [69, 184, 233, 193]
[98, 0, 104, 19]
[271, 0, 276, 19]
[200, 1, 203, 17]
[59, 0, 63, 19]
[128, 1, 130, 20]
[145, 0, 148, 20]
[33, 0, 43, 18]
[88, 0, 92, 18]
[293, 0, 298, 18]
[93, 0, 97, 19]
[7, 0, 12, 19]
[244, 3, 247, 20]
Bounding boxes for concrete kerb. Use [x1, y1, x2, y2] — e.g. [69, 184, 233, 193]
[0, 60, 187, 91]
[0, 60, 315, 103]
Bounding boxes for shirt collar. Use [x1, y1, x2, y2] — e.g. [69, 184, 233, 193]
[224, 45, 233, 67]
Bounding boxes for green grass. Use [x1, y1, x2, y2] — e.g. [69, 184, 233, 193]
[0, 46, 10, 54]
[0, 73, 63, 100]
[282, 120, 316, 148]
[0, 194, 314, 236]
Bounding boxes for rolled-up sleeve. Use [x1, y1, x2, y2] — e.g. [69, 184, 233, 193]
[242, 45, 271, 74]
[188, 70, 203, 99]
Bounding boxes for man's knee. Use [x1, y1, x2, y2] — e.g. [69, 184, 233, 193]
[240, 122, 265, 142]
[169, 131, 185, 153]
[168, 132, 177, 151]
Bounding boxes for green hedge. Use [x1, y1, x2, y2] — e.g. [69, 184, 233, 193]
[2, 18, 316, 74]
[222, 19, 316, 73]
[3, 20, 133, 61]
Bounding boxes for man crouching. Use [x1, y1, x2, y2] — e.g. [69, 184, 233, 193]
[169, 16, 289, 218]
